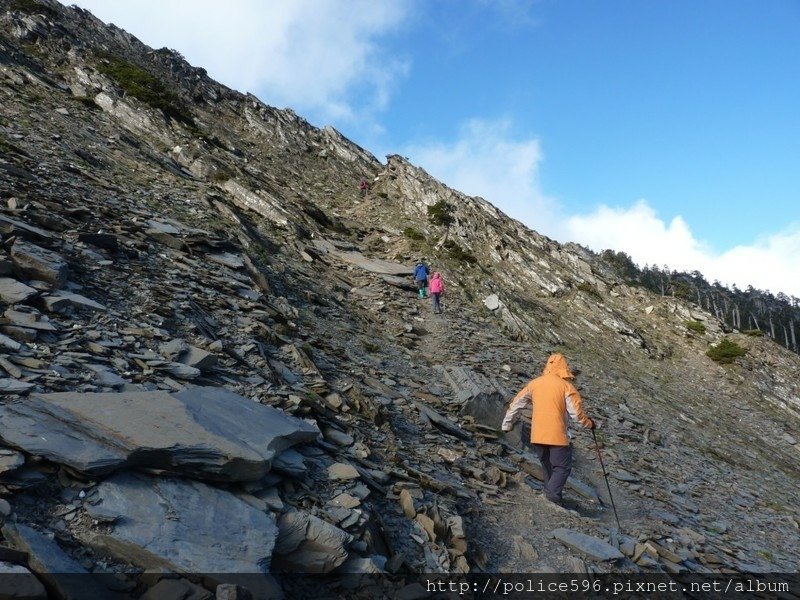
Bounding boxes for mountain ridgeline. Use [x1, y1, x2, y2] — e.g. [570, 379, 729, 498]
[0, 0, 799, 596]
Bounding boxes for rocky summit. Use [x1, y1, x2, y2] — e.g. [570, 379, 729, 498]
[0, 1, 799, 598]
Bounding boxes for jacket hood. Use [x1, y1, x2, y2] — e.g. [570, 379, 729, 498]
[431, 272, 441, 278]
[542, 353, 574, 380]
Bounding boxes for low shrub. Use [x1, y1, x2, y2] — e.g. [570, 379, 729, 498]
[706, 338, 747, 364]
[403, 227, 425, 241]
[444, 240, 477, 265]
[685, 320, 706, 335]
[212, 169, 232, 183]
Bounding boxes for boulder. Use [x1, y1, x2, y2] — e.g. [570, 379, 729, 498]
[0, 279, 37, 304]
[81, 472, 278, 575]
[483, 294, 501, 311]
[272, 511, 352, 573]
[550, 528, 624, 561]
[1, 523, 118, 600]
[10, 240, 68, 288]
[0, 386, 319, 481]
[436, 365, 510, 429]
[180, 346, 218, 372]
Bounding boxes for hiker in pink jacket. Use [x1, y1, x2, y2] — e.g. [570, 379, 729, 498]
[429, 272, 445, 313]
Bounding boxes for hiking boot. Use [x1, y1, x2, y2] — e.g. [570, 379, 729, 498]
[544, 494, 563, 507]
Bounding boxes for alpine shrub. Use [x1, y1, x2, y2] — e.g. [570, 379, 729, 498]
[706, 338, 747, 364]
[685, 320, 706, 334]
[403, 227, 425, 241]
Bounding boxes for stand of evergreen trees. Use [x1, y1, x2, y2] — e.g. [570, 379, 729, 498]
[599, 250, 800, 355]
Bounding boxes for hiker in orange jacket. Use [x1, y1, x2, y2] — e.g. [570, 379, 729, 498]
[501, 353, 595, 506]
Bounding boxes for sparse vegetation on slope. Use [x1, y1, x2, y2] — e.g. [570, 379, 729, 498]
[707, 338, 748, 363]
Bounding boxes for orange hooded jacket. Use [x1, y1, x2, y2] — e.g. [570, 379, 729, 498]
[501, 353, 592, 446]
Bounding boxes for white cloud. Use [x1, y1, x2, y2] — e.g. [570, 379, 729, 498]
[402, 118, 564, 234]
[566, 202, 800, 297]
[404, 120, 800, 298]
[66, 0, 410, 125]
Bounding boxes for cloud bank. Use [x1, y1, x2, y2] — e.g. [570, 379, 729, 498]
[404, 120, 800, 298]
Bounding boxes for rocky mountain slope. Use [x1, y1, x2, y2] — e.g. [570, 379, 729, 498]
[0, 1, 798, 598]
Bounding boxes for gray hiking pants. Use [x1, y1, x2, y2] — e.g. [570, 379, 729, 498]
[533, 443, 573, 504]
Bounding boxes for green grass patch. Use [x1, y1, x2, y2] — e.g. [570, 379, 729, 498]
[443, 240, 477, 265]
[742, 329, 763, 337]
[403, 227, 425, 241]
[212, 169, 232, 183]
[706, 338, 747, 364]
[685, 320, 706, 335]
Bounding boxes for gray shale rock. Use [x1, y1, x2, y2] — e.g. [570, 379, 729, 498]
[0, 278, 37, 304]
[0, 386, 319, 481]
[42, 290, 107, 313]
[0, 561, 47, 600]
[437, 365, 510, 428]
[10, 240, 68, 288]
[1, 523, 118, 600]
[81, 472, 278, 574]
[273, 510, 353, 573]
[550, 528, 624, 562]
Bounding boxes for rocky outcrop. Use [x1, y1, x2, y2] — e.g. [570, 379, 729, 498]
[0, 387, 319, 481]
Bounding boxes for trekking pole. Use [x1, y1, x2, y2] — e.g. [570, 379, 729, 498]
[591, 428, 621, 530]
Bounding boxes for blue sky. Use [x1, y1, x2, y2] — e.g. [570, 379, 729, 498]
[65, 0, 800, 297]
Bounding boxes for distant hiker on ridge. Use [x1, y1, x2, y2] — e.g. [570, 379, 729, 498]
[501, 353, 595, 506]
[358, 179, 369, 197]
[413, 258, 429, 299]
[429, 271, 445, 313]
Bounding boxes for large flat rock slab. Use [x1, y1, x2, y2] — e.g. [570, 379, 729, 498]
[81, 472, 279, 574]
[312, 238, 412, 276]
[551, 528, 624, 561]
[0, 386, 319, 481]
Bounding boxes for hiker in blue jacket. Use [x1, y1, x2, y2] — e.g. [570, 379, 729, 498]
[413, 258, 430, 299]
